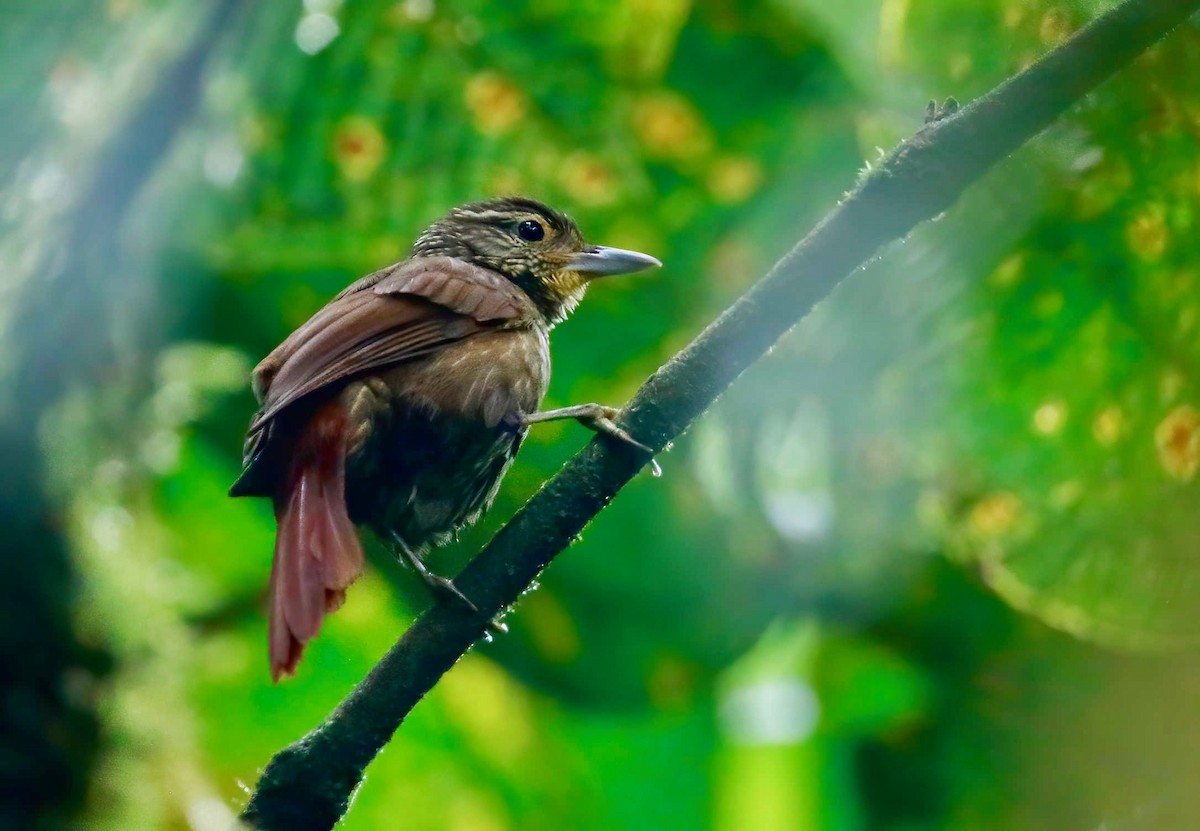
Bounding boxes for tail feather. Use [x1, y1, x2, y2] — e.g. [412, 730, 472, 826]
[316, 452, 362, 589]
[268, 405, 364, 682]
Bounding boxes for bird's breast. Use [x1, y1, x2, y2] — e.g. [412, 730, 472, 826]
[392, 325, 550, 426]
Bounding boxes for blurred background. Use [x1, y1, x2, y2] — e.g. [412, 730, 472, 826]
[3, 1, 1200, 829]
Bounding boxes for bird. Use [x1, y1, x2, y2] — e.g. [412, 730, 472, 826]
[229, 197, 662, 681]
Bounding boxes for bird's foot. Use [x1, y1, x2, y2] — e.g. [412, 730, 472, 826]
[393, 537, 508, 634]
[523, 403, 661, 475]
[570, 404, 654, 454]
[418, 567, 510, 636]
[422, 569, 479, 613]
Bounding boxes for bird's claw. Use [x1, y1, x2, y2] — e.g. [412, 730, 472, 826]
[422, 571, 478, 613]
[575, 405, 662, 476]
[581, 408, 653, 454]
[394, 536, 508, 634]
[522, 403, 662, 475]
[422, 572, 508, 635]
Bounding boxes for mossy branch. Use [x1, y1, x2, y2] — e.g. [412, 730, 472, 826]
[240, 1, 1200, 827]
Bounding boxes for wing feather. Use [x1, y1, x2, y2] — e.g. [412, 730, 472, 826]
[254, 299, 458, 424]
[372, 256, 527, 321]
[253, 257, 533, 420]
[233, 257, 537, 495]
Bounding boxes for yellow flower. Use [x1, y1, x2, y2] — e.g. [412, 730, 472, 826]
[632, 91, 711, 161]
[331, 116, 387, 181]
[707, 156, 762, 204]
[560, 152, 618, 206]
[464, 71, 526, 135]
[1127, 204, 1169, 262]
[1031, 400, 1067, 436]
[969, 492, 1022, 537]
[1038, 8, 1074, 45]
[1092, 406, 1123, 446]
[1155, 405, 1200, 481]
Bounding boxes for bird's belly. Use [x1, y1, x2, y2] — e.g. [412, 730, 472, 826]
[355, 413, 519, 549]
[343, 328, 550, 549]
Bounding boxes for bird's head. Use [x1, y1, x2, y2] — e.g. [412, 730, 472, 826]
[411, 197, 661, 324]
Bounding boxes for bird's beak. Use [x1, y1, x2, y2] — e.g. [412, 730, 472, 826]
[567, 246, 662, 277]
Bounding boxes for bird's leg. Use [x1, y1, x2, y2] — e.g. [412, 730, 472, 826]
[522, 404, 661, 475]
[392, 534, 476, 611]
[391, 534, 508, 634]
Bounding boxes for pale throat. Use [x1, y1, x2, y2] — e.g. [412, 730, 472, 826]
[515, 268, 585, 327]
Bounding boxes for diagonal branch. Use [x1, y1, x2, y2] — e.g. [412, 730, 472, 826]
[240, 0, 1200, 827]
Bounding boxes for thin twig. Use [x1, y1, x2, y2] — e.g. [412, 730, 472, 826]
[240, 0, 1200, 827]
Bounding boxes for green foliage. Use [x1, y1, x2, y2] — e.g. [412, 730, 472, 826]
[4, 0, 1200, 828]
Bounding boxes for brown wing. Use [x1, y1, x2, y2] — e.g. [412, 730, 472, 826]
[370, 256, 528, 321]
[253, 257, 532, 420]
[230, 257, 535, 496]
[250, 292, 468, 425]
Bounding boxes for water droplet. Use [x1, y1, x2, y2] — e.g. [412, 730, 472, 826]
[482, 630, 494, 643]
[649, 460, 663, 478]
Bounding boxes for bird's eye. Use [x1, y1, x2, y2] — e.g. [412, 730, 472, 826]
[517, 220, 545, 242]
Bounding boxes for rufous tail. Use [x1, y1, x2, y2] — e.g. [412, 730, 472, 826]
[268, 404, 364, 681]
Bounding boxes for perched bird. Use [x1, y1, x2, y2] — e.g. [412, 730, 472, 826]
[230, 197, 661, 680]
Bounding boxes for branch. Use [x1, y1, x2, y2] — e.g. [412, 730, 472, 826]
[240, 0, 1199, 827]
